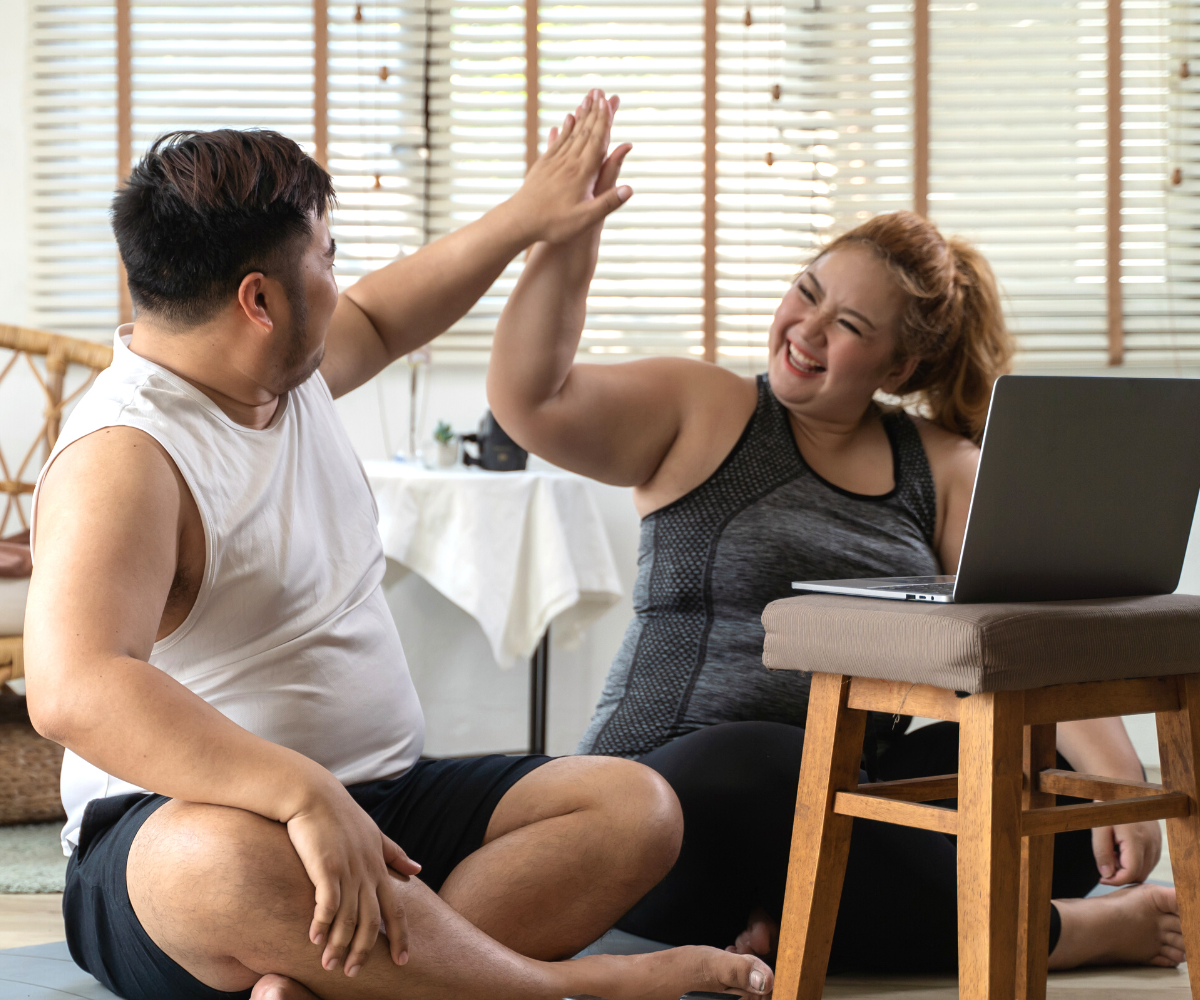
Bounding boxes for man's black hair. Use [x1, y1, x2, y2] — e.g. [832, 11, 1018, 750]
[111, 129, 336, 328]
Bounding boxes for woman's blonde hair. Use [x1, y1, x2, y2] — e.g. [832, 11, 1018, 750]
[815, 211, 1015, 443]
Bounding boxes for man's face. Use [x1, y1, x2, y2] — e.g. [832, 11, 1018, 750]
[272, 214, 339, 393]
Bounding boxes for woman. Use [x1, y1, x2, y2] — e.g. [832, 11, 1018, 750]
[487, 90, 1182, 973]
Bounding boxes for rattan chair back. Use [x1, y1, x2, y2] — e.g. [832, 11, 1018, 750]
[0, 325, 113, 537]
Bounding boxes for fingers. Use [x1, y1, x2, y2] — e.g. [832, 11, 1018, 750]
[341, 886, 382, 978]
[1116, 833, 1147, 884]
[596, 143, 633, 193]
[321, 886, 362, 972]
[382, 835, 421, 877]
[379, 875, 411, 966]
[309, 874, 341, 949]
[570, 88, 609, 154]
[1092, 826, 1118, 883]
[571, 183, 633, 231]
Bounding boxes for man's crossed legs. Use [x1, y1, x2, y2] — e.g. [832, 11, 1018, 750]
[111, 756, 771, 1000]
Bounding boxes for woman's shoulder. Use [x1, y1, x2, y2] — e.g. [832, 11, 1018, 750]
[631, 361, 759, 516]
[909, 414, 979, 491]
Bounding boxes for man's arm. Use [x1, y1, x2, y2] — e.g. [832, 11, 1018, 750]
[25, 427, 418, 978]
[319, 90, 632, 398]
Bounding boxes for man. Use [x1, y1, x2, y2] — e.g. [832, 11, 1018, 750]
[24, 91, 772, 1000]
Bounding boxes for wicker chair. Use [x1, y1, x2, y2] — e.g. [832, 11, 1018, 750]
[0, 324, 113, 687]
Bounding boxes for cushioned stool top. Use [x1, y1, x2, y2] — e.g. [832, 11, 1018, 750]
[762, 593, 1200, 693]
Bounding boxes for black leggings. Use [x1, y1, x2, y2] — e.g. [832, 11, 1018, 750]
[616, 720, 1100, 974]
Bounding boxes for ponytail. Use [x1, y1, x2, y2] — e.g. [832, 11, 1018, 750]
[818, 212, 1014, 443]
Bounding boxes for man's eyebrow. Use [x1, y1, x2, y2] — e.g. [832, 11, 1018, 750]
[804, 271, 877, 331]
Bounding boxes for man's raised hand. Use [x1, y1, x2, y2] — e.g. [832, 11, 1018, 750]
[512, 88, 633, 244]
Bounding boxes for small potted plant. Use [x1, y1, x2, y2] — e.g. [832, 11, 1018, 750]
[434, 420, 458, 467]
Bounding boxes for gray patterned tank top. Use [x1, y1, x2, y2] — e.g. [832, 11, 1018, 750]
[578, 375, 941, 759]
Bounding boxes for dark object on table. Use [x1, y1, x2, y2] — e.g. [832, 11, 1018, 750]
[462, 411, 528, 471]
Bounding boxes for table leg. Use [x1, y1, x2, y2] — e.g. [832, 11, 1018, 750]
[529, 631, 549, 755]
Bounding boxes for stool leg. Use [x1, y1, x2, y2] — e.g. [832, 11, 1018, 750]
[1156, 673, 1200, 999]
[773, 672, 867, 1000]
[1017, 723, 1056, 1000]
[957, 690, 1024, 1000]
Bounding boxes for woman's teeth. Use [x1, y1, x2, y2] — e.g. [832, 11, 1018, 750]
[788, 343, 825, 373]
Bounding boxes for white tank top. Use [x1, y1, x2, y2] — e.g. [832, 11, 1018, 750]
[35, 328, 425, 854]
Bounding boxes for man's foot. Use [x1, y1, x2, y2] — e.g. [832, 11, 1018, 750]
[1049, 883, 1185, 969]
[727, 907, 778, 959]
[576, 944, 772, 1000]
[250, 974, 319, 1000]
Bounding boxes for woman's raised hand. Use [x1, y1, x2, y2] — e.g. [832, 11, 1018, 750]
[511, 88, 633, 244]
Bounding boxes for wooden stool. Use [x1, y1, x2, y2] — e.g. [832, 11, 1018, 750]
[761, 592, 1200, 1000]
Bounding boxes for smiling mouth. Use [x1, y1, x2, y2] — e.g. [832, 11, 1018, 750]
[786, 341, 826, 375]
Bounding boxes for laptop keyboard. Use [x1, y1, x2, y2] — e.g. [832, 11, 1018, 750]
[876, 582, 955, 595]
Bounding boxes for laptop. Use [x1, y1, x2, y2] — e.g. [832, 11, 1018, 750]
[792, 375, 1200, 604]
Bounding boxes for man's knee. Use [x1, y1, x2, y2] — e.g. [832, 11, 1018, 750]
[583, 756, 684, 877]
[128, 800, 310, 944]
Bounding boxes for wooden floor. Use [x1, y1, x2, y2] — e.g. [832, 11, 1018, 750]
[0, 893, 1191, 997]
[0, 894, 64, 949]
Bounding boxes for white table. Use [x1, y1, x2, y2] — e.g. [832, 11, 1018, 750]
[365, 461, 623, 753]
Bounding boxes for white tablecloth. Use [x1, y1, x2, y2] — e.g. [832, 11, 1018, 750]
[365, 462, 623, 669]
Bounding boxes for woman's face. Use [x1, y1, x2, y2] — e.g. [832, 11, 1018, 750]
[766, 245, 916, 424]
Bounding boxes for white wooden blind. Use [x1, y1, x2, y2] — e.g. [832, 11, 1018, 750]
[1119, 0, 1200, 364]
[423, 0, 527, 361]
[715, 0, 913, 367]
[25, 0, 1200, 365]
[537, 0, 707, 359]
[926, 1, 1110, 365]
[28, 0, 121, 339]
[327, 1, 430, 290]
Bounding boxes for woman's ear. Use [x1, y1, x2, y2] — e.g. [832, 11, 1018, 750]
[879, 355, 920, 394]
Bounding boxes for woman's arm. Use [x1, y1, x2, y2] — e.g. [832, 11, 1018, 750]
[488, 95, 737, 489]
[1056, 717, 1161, 885]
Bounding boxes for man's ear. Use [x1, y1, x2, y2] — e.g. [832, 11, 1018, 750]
[879, 354, 920, 395]
[235, 272, 274, 335]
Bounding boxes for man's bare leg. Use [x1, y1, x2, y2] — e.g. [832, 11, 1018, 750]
[438, 756, 682, 959]
[127, 799, 771, 1000]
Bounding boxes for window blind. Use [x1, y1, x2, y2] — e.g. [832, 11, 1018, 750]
[715, 0, 914, 367]
[422, 0, 528, 362]
[926, 1, 1110, 365]
[327, 0, 430, 290]
[537, 0, 706, 359]
[28, 0, 121, 339]
[25, 0, 1200, 365]
[1119, 0, 1200, 365]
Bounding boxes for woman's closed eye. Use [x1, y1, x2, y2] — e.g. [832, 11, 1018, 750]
[839, 318, 863, 337]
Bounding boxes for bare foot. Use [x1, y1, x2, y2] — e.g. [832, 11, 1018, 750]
[570, 944, 773, 1000]
[1049, 884, 1184, 969]
[727, 907, 778, 958]
[250, 974, 321, 1000]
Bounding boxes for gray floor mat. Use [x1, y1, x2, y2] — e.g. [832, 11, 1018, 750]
[0, 942, 116, 999]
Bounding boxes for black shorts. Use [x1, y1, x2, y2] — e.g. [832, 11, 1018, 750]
[63, 753, 551, 1000]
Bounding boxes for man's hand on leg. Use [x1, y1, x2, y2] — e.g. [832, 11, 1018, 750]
[125, 796, 771, 1000]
